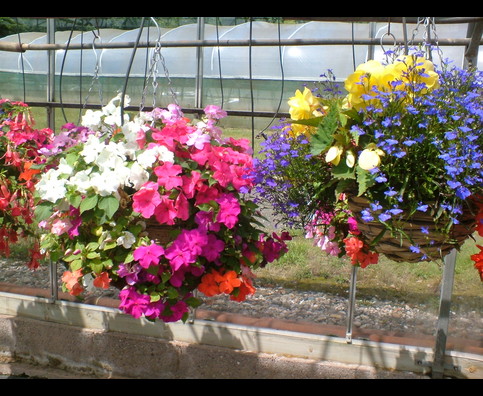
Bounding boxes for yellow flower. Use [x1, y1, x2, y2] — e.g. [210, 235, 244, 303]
[397, 55, 440, 91]
[326, 145, 343, 166]
[358, 144, 385, 170]
[344, 60, 393, 110]
[288, 87, 323, 136]
[288, 87, 321, 120]
[345, 150, 356, 168]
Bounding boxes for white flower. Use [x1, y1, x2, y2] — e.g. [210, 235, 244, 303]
[80, 135, 103, 163]
[36, 168, 67, 203]
[81, 109, 103, 129]
[57, 158, 73, 175]
[116, 231, 136, 249]
[136, 145, 174, 169]
[128, 162, 149, 190]
[67, 168, 93, 194]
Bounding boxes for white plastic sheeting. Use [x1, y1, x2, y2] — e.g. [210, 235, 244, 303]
[0, 21, 479, 80]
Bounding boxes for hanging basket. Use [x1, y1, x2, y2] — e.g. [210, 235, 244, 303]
[144, 217, 182, 246]
[348, 195, 476, 263]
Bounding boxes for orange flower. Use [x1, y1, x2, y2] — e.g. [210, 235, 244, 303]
[19, 161, 41, 182]
[61, 269, 84, 296]
[93, 271, 111, 289]
[230, 277, 256, 302]
[197, 272, 220, 297]
[198, 269, 243, 297]
[215, 270, 241, 294]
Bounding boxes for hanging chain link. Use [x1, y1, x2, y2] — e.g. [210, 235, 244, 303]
[83, 30, 103, 108]
[140, 18, 178, 111]
[410, 17, 443, 62]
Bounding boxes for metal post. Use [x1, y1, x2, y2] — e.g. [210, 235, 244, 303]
[432, 249, 457, 379]
[195, 17, 205, 109]
[346, 266, 358, 343]
[46, 18, 56, 130]
[49, 260, 58, 303]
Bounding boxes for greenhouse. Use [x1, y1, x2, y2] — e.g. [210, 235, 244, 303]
[0, 17, 481, 379]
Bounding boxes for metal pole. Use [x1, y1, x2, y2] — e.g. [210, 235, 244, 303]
[46, 18, 56, 130]
[346, 266, 358, 343]
[195, 17, 205, 110]
[432, 249, 457, 379]
[49, 260, 58, 303]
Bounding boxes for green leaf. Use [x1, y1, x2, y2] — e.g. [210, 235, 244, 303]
[34, 202, 53, 222]
[80, 194, 98, 213]
[98, 196, 120, 219]
[356, 166, 376, 196]
[309, 107, 340, 155]
[288, 116, 326, 127]
[332, 160, 356, 180]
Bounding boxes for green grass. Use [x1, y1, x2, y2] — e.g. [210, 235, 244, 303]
[254, 231, 483, 312]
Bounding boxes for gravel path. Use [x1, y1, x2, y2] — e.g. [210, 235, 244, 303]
[0, 258, 481, 344]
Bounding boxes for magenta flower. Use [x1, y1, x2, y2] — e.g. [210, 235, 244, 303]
[117, 262, 142, 285]
[160, 300, 189, 323]
[132, 181, 162, 218]
[133, 242, 164, 269]
[201, 234, 225, 262]
[119, 287, 151, 319]
[216, 193, 241, 229]
[194, 210, 221, 232]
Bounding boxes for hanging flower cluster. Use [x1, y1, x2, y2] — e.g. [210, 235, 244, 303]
[255, 49, 482, 276]
[36, 95, 290, 322]
[0, 99, 55, 268]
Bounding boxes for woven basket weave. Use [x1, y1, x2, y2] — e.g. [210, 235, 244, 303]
[348, 195, 476, 263]
[145, 218, 181, 245]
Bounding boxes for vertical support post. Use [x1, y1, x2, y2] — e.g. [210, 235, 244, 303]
[432, 249, 457, 379]
[46, 18, 56, 130]
[49, 260, 58, 303]
[346, 265, 358, 343]
[195, 17, 205, 110]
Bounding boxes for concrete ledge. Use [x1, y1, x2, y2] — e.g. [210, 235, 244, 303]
[0, 286, 481, 379]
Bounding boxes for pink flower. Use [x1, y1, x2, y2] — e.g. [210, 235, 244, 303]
[133, 243, 164, 269]
[216, 193, 240, 229]
[204, 105, 227, 120]
[195, 184, 220, 205]
[182, 171, 204, 199]
[51, 218, 72, 236]
[154, 161, 183, 190]
[154, 195, 177, 225]
[133, 181, 162, 218]
[174, 191, 190, 221]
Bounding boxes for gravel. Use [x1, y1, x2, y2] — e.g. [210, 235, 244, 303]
[0, 258, 481, 343]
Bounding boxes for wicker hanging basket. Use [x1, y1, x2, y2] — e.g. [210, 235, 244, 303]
[348, 195, 476, 263]
[144, 217, 182, 245]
